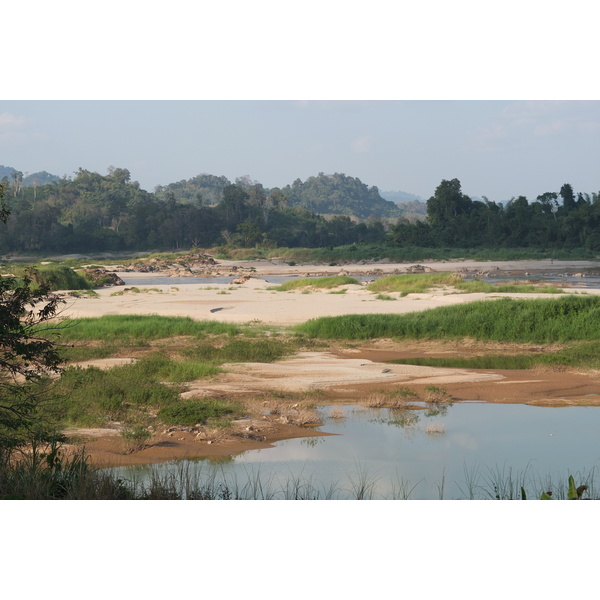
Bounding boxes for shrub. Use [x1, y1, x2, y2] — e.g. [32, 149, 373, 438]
[273, 276, 360, 291]
[158, 399, 241, 427]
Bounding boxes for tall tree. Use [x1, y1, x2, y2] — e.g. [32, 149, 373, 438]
[426, 179, 474, 245]
[0, 185, 65, 452]
[559, 183, 576, 212]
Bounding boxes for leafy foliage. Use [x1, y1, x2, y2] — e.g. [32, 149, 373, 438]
[157, 399, 242, 427]
[281, 172, 402, 219]
[0, 185, 66, 452]
[390, 178, 600, 251]
[3, 169, 600, 255]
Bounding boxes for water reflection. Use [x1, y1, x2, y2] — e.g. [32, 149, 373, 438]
[110, 402, 600, 499]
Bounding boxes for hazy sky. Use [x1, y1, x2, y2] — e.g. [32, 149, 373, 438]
[2, 100, 599, 203]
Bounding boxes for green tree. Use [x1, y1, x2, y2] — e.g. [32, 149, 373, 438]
[0, 185, 65, 453]
[426, 179, 474, 245]
[536, 191, 559, 218]
[233, 220, 263, 247]
[559, 183, 576, 212]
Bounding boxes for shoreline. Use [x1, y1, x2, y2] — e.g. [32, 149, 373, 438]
[54, 258, 600, 467]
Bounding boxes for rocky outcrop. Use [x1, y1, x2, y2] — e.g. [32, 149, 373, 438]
[82, 268, 125, 287]
[121, 252, 256, 278]
[406, 264, 436, 273]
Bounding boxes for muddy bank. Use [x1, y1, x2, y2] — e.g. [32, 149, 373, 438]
[65, 341, 600, 468]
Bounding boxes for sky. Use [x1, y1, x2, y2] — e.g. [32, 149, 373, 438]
[6, 0, 596, 588]
[4, 2, 600, 206]
[2, 99, 600, 203]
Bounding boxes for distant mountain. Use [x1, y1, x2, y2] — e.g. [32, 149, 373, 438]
[380, 189, 427, 221]
[281, 173, 403, 220]
[157, 171, 404, 220]
[380, 190, 425, 204]
[23, 171, 61, 186]
[0, 165, 60, 186]
[155, 173, 232, 205]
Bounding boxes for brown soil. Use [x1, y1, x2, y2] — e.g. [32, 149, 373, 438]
[66, 421, 332, 469]
[65, 339, 600, 467]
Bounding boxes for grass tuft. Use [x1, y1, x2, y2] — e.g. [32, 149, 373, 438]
[271, 276, 360, 291]
[56, 315, 240, 342]
[295, 296, 600, 344]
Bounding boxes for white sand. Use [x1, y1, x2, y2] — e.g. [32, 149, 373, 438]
[180, 351, 504, 395]
[57, 258, 600, 327]
[56, 259, 600, 409]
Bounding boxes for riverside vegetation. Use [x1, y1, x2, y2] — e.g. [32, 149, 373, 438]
[1, 205, 599, 498]
[3, 167, 600, 256]
[4, 283, 600, 498]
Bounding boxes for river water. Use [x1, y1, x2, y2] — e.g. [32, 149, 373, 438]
[121, 273, 600, 289]
[110, 274, 600, 499]
[111, 401, 600, 499]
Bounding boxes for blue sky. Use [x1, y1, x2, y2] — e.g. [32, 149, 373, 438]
[5, 3, 599, 206]
[6, 0, 597, 585]
[2, 100, 599, 203]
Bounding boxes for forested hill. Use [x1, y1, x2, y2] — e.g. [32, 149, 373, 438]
[380, 190, 424, 204]
[156, 172, 403, 220]
[280, 173, 402, 219]
[2, 168, 600, 255]
[5, 165, 406, 221]
[0, 165, 60, 187]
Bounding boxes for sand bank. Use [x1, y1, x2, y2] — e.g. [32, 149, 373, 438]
[55, 259, 600, 466]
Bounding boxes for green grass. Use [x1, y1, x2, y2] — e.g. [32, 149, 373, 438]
[367, 274, 563, 296]
[262, 245, 599, 264]
[294, 296, 600, 343]
[126, 351, 221, 382]
[457, 279, 563, 294]
[1, 451, 597, 499]
[59, 342, 120, 362]
[388, 340, 600, 370]
[46, 317, 296, 430]
[110, 287, 164, 296]
[183, 338, 292, 363]
[157, 399, 242, 427]
[367, 273, 464, 295]
[8, 265, 93, 291]
[270, 276, 360, 291]
[52, 351, 222, 428]
[56, 315, 240, 342]
[54, 365, 183, 427]
[388, 355, 540, 369]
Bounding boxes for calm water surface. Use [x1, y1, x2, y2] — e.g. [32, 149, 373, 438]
[112, 274, 600, 497]
[112, 402, 600, 499]
[123, 273, 600, 289]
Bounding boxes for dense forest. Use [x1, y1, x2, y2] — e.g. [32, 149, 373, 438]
[1, 166, 599, 255]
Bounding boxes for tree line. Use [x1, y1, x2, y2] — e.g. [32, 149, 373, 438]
[0, 168, 387, 253]
[1, 167, 598, 254]
[389, 179, 600, 251]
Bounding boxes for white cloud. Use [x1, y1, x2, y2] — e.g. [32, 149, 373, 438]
[351, 135, 373, 153]
[0, 111, 44, 145]
[577, 120, 600, 134]
[0, 112, 28, 129]
[533, 120, 567, 136]
[499, 100, 572, 127]
[501, 100, 600, 137]
[466, 124, 508, 151]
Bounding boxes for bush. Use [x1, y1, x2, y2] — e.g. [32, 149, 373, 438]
[158, 399, 241, 427]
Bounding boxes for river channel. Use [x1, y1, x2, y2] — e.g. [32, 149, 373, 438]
[111, 401, 600, 499]
[107, 273, 600, 499]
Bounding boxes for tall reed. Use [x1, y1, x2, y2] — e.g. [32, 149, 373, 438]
[295, 296, 600, 343]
